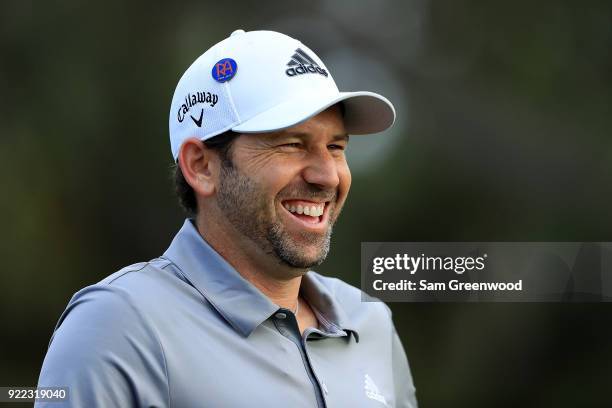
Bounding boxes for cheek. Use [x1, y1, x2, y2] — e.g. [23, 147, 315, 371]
[338, 161, 352, 197]
[235, 153, 295, 194]
[257, 166, 300, 199]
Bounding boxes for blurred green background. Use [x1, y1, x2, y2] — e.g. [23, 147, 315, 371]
[2, 0, 612, 406]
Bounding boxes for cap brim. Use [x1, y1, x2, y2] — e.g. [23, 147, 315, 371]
[231, 91, 395, 135]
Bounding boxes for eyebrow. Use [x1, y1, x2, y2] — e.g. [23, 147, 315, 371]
[332, 134, 350, 142]
[280, 132, 350, 141]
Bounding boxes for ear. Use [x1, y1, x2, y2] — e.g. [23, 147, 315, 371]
[177, 137, 219, 198]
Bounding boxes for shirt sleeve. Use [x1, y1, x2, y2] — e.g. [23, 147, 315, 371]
[35, 285, 169, 408]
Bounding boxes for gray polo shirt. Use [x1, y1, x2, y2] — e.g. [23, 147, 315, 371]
[36, 219, 417, 407]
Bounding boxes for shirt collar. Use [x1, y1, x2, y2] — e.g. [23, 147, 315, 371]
[163, 219, 359, 341]
[300, 269, 360, 342]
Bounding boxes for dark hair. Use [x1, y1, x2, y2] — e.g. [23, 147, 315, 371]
[173, 131, 240, 216]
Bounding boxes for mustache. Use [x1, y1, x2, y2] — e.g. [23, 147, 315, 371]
[279, 184, 337, 202]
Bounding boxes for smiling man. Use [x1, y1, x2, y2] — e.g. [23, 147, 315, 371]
[36, 30, 417, 407]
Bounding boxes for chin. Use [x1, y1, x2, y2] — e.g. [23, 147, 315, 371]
[278, 247, 329, 269]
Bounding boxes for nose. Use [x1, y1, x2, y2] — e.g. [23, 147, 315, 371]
[301, 147, 340, 189]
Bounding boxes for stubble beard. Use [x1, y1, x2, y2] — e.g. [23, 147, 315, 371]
[216, 160, 336, 270]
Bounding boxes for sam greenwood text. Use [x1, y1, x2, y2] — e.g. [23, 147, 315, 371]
[372, 279, 523, 292]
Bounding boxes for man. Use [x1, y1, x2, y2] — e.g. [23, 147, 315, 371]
[36, 29, 417, 407]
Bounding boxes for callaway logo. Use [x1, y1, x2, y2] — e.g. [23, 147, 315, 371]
[190, 109, 204, 127]
[177, 91, 218, 123]
[285, 48, 328, 77]
[364, 374, 389, 407]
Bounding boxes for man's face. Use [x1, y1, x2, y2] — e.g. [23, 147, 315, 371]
[215, 106, 351, 270]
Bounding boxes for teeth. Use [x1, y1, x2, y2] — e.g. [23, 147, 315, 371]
[285, 202, 325, 217]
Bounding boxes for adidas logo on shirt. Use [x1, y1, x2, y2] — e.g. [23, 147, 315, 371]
[364, 374, 389, 407]
[285, 48, 328, 78]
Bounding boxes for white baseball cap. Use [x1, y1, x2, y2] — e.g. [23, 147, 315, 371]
[169, 29, 396, 160]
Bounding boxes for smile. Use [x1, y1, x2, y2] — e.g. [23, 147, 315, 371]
[280, 199, 329, 227]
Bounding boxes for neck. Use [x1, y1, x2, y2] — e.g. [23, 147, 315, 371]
[195, 214, 305, 310]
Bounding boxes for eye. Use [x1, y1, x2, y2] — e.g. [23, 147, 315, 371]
[277, 142, 302, 151]
[328, 144, 346, 151]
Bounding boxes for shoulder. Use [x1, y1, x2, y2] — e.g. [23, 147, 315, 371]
[38, 260, 172, 406]
[53, 258, 177, 343]
[47, 257, 189, 353]
[98, 257, 174, 290]
[64, 257, 181, 317]
[50, 256, 200, 348]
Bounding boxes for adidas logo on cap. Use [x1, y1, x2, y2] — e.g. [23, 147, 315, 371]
[285, 48, 328, 78]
